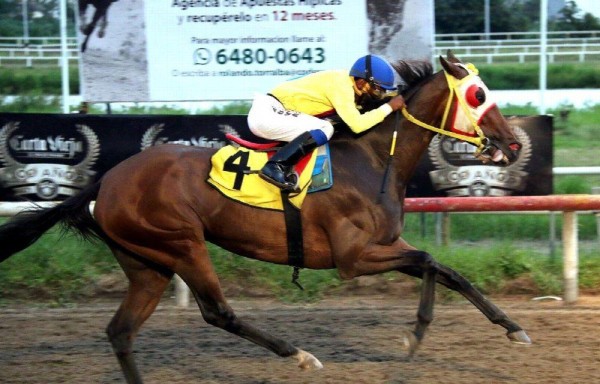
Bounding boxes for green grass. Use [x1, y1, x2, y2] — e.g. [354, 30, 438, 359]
[0, 93, 63, 113]
[0, 66, 79, 95]
[475, 62, 600, 89]
[0, 228, 117, 305]
[405, 235, 600, 297]
[0, 229, 341, 304]
[0, 62, 598, 97]
[1, 210, 597, 305]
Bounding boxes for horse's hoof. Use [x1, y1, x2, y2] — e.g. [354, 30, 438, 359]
[293, 349, 323, 370]
[507, 330, 532, 345]
[403, 330, 420, 358]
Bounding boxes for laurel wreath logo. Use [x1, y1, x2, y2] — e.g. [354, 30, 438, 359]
[0, 122, 21, 168]
[429, 125, 531, 172]
[75, 124, 100, 169]
[140, 123, 165, 150]
[140, 123, 238, 150]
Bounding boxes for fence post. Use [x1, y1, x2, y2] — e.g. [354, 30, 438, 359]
[562, 211, 578, 304]
[174, 275, 190, 308]
[593, 187, 600, 245]
[434, 212, 451, 246]
[549, 212, 557, 261]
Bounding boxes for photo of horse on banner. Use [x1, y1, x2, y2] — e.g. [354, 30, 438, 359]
[78, 0, 118, 52]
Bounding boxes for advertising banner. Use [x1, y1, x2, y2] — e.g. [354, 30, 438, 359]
[407, 116, 554, 197]
[0, 113, 552, 202]
[145, 0, 368, 101]
[78, 0, 434, 102]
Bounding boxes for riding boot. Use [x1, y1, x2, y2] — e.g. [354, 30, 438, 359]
[260, 131, 319, 191]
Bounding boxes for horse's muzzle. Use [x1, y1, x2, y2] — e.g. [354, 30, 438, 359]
[477, 140, 521, 164]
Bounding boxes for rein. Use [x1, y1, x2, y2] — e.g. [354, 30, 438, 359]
[378, 111, 399, 197]
[399, 65, 490, 155]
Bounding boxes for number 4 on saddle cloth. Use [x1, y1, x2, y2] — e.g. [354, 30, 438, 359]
[207, 134, 333, 211]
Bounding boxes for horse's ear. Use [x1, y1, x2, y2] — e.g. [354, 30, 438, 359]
[446, 50, 460, 63]
[439, 53, 464, 78]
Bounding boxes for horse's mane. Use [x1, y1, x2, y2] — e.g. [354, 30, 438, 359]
[391, 60, 434, 90]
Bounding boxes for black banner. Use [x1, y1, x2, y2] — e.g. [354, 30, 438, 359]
[407, 115, 554, 197]
[0, 113, 552, 201]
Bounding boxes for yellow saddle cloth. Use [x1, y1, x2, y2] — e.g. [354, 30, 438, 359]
[207, 145, 317, 211]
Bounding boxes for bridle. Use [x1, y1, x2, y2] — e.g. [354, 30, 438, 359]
[400, 63, 494, 157]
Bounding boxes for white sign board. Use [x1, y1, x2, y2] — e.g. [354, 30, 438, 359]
[78, 0, 433, 102]
[145, 1, 368, 100]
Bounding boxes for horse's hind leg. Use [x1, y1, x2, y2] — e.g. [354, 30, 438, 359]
[106, 248, 173, 384]
[78, 3, 88, 33]
[83, 6, 103, 36]
[175, 242, 323, 370]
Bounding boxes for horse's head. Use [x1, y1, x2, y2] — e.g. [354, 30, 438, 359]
[438, 51, 521, 164]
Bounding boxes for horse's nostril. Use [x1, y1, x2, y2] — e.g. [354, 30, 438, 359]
[509, 143, 521, 152]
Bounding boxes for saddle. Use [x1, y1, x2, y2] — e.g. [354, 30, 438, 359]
[206, 134, 333, 211]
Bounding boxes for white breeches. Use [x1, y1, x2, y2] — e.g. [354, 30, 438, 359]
[247, 93, 334, 142]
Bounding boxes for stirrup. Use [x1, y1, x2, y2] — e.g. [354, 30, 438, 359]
[259, 171, 299, 192]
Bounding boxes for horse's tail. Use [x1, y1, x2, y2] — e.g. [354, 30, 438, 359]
[0, 181, 103, 263]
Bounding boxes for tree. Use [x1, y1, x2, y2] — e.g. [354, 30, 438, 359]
[551, 1, 600, 30]
[434, 0, 600, 34]
[578, 13, 600, 30]
[0, 0, 77, 37]
[435, 0, 537, 34]
[435, 0, 485, 34]
[0, 0, 23, 36]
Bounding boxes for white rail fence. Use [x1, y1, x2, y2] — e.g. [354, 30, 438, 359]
[433, 44, 600, 64]
[0, 36, 79, 47]
[2, 32, 600, 67]
[435, 30, 600, 41]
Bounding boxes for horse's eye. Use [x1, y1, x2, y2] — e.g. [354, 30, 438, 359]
[475, 88, 486, 104]
[465, 85, 485, 107]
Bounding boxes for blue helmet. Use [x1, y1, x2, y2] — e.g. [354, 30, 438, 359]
[349, 54, 396, 90]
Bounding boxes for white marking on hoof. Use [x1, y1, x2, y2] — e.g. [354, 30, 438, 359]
[402, 330, 420, 357]
[507, 330, 532, 345]
[292, 349, 323, 370]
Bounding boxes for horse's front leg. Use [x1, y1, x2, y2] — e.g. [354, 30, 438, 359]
[400, 262, 531, 344]
[98, 12, 108, 37]
[339, 237, 531, 355]
[379, 237, 531, 345]
[338, 238, 439, 356]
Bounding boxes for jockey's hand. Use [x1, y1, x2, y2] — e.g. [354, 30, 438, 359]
[387, 95, 406, 112]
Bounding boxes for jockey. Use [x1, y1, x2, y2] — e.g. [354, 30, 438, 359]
[247, 54, 407, 191]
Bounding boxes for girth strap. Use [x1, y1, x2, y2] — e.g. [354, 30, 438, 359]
[281, 190, 304, 290]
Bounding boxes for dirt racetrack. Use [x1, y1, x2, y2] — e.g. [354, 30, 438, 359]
[1, 295, 600, 384]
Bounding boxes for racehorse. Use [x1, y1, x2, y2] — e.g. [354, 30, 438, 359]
[0, 52, 530, 383]
[78, 0, 117, 52]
